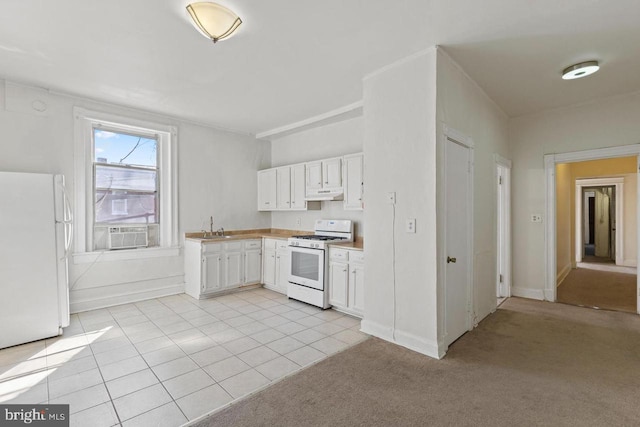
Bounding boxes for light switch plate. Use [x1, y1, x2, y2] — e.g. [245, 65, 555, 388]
[531, 214, 542, 223]
[406, 218, 416, 233]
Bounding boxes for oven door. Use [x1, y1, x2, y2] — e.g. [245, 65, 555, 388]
[289, 246, 325, 290]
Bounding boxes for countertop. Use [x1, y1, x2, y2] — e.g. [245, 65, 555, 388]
[185, 228, 312, 243]
[186, 229, 364, 251]
[329, 239, 364, 251]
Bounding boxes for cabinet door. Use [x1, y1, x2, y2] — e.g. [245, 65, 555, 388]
[290, 164, 306, 210]
[323, 158, 342, 189]
[263, 249, 276, 287]
[306, 161, 323, 192]
[244, 249, 262, 284]
[258, 169, 277, 211]
[276, 167, 291, 210]
[343, 154, 363, 210]
[276, 248, 291, 294]
[349, 264, 365, 314]
[329, 261, 348, 308]
[203, 254, 222, 293]
[225, 252, 243, 288]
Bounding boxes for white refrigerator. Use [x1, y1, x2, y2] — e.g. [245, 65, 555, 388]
[0, 172, 72, 349]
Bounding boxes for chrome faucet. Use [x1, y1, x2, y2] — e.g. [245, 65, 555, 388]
[210, 216, 214, 235]
[216, 227, 225, 237]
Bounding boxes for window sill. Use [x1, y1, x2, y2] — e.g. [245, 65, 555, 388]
[72, 246, 181, 264]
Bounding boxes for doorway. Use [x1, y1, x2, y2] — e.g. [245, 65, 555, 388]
[495, 155, 511, 306]
[546, 151, 639, 314]
[440, 127, 474, 349]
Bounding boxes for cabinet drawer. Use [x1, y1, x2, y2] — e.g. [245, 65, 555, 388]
[349, 250, 364, 263]
[202, 242, 223, 254]
[224, 241, 243, 252]
[244, 240, 262, 250]
[330, 248, 349, 261]
[263, 238, 277, 250]
[276, 240, 289, 251]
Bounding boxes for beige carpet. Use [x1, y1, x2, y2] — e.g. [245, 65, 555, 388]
[192, 298, 640, 427]
[558, 267, 637, 313]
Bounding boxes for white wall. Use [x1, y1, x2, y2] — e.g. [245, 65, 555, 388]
[361, 49, 440, 357]
[0, 80, 270, 312]
[269, 117, 364, 236]
[510, 92, 640, 296]
[435, 50, 511, 327]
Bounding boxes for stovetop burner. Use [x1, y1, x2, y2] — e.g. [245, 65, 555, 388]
[291, 235, 347, 241]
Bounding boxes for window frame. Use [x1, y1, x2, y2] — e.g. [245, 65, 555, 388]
[73, 107, 179, 263]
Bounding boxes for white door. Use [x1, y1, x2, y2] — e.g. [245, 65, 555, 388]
[225, 252, 243, 288]
[276, 248, 291, 294]
[244, 249, 262, 284]
[263, 250, 276, 287]
[290, 164, 306, 209]
[276, 167, 291, 210]
[594, 189, 610, 257]
[329, 261, 348, 308]
[444, 137, 472, 347]
[323, 158, 342, 189]
[344, 153, 363, 210]
[258, 169, 277, 210]
[203, 253, 222, 293]
[496, 162, 511, 298]
[349, 263, 365, 314]
[306, 161, 323, 192]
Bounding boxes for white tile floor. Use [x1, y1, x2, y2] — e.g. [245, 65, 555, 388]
[0, 288, 368, 426]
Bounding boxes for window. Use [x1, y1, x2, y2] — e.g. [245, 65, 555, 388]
[74, 108, 178, 260]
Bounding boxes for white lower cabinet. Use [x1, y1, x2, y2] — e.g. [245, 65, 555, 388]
[328, 247, 364, 318]
[262, 238, 290, 295]
[185, 239, 262, 299]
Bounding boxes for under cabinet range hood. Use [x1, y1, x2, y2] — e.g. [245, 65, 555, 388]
[305, 188, 344, 201]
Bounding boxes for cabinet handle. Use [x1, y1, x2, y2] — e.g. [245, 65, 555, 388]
[265, 202, 270, 204]
[343, 269, 347, 272]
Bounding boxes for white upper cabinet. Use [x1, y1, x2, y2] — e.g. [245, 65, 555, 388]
[258, 163, 318, 211]
[258, 169, 276, 211]
[343, 153, 364, 210]
[305, 161, 323, 192]
[305, 157, 344, 200]
[276, 166, 291, 210]
[290, 164, 307, 210]
[322, 157, 342, 190]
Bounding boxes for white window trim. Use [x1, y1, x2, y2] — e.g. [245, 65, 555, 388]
[73, 107, 179, 263]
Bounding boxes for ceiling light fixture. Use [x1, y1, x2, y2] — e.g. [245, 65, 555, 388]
[562, 61, 600, 80]
[186, 2, 242, 43]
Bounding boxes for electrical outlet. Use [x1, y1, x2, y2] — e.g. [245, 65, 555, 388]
[531, 214, 542, 223]
[406, 218, 416, 233]
[296, 217, 302, 227]
[387, 192, 396, 204]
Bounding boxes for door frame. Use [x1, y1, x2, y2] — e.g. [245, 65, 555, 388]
[438, 125, 475, 350]
[575, 178, 624, 265]
[495, 154, 512, 298]
[544, 144, 640, 313]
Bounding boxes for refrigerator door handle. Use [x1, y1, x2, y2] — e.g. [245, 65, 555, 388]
[56, 181, 74, 259]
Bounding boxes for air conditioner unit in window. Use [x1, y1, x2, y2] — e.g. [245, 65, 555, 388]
[107, 226, 148, 250]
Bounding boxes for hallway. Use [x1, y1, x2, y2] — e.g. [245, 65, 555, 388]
[557, 267, 637, 313]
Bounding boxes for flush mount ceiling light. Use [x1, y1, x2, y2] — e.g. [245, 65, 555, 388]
[562, 61, 600, 80]
[186, 2, 242, 43]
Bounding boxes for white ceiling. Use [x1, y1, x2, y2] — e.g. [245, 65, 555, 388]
[1, 1, 639, 135]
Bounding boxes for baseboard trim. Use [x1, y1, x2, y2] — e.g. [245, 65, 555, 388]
[360, 319, 443, 359]
[512, 287, 545, 300]
[70, 284, 185, 313]
[556, 263, 572, 286]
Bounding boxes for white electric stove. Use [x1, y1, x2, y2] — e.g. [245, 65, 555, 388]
[287, 219, 354, 308]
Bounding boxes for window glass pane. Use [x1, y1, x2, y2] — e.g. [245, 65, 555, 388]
[94, 129, 157, 167]
[95, 165, 157, 191]
[95, 190, 158, 224]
